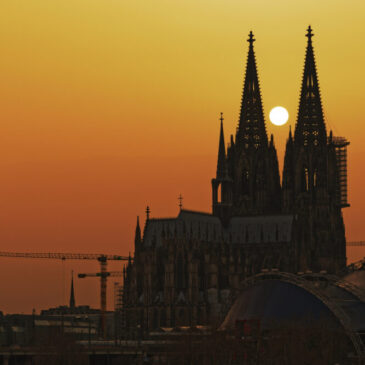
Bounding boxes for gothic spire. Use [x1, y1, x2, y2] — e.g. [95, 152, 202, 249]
[216, 112, 227, 179]
[294, 26, 327, 146]
[236, 31, 268, 149]
[135, 216, 141, 245]
[69, 271, 75, 308]
[283, 127, 294, 181]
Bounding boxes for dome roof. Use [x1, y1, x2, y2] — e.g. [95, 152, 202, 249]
[220, 271, 365, 359]
[220, 279, 335, 331]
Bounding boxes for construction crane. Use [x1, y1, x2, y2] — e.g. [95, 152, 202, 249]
[78, 271, 123, 336]
[0, 251, 130, 337]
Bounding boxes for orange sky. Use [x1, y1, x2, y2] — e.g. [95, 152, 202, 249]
[0, 0, 364, 313]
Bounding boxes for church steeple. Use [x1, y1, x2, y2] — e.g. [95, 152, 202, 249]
[213, 31, 280, 217]
[236, 31, 268, 149]
[212, 113, 232, 223]
[282, 127, 295, 212]
[294, 26, 327, 146]
[69, 271, 75, 309]
[281, 27, 347, 273]
[216, 113, 227, 179]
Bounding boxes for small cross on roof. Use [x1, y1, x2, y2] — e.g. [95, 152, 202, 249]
[247, 31, 255, 45]
[306, 26, 314, 40]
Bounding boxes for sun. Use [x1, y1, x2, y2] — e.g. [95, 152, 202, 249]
[269, 106, 289, 126]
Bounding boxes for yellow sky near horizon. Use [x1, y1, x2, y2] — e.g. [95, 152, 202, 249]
[0, 0, 363, 313]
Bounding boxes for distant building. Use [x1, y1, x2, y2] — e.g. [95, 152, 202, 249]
[122, 27, 349, 332]
[39, 274, 116, 338]
[41, 273, 100, 316]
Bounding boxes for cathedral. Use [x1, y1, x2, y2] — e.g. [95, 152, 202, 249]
[122, 27, 350, 332]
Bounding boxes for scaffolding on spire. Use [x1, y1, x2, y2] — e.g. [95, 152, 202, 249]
[332, 137, 350, 207]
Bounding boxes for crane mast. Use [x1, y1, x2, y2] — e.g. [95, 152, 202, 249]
[0, 251, 130, 338]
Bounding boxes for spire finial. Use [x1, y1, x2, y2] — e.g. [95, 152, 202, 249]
[306, 26, 314, 41]
[178, 194, 183, 210]
[146, 206, 150, 220]
[248, 31, 255, 45]
[220, 112, 224, 124]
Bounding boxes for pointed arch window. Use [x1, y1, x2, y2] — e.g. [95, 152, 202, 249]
[198, 257, 205, 290]
[242, 169, 249, 194]
[217, 183, 222, 203]
[153, 309, 159, 329]
[176, 253, 184, 290]
[304, 167, 309, 191]
[157, 259, 165, 292]
[313, 169, 317, 187]
[160, 309, 166, 327]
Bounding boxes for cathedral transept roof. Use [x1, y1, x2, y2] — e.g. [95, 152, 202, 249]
[142, 209, 293, 247]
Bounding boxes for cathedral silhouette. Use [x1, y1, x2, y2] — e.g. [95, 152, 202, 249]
[122, 27, 349, 331]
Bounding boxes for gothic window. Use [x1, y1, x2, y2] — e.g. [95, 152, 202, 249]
[197, 307, 204, 325]
[171, 310, 175, 327]
[153, 309, 159, 329]
[198, 257, 205, 290]
[178, 309, 185, 324]
[313, 169, 317, 187]
[305, 168, 309, 191]
[157, 257, 165, 292]
[160, 309, 166, 327]
[139, 309, 144, 328]
[217, 183, 222, 203]
[242, 169, 249, 194]
[302, 167, 309, 192]
[303, 131, 309, 146]
[176, 253, 184, 290]
[274, 225, 278, 241]
[218, 268, 229, 289]
[137, 273, 143, 297]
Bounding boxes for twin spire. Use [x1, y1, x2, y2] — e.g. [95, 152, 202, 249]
[216, 30, 268, 179]
[217, 26, 326, 165]
[216, 112, 227, 179]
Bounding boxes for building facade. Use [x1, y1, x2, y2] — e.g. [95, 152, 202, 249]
[122, 27, 349, 332]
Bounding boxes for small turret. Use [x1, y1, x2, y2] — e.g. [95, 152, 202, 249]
[212, 113, 232, 224]
[282, 127, 295, 212]
[216, 113, 227, 179]
[134, 216, 141, 245]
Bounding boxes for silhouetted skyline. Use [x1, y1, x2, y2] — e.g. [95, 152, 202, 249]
[0, 1, 363, 313]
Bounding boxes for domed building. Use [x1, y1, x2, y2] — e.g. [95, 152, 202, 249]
[220, 270, 365, 363]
